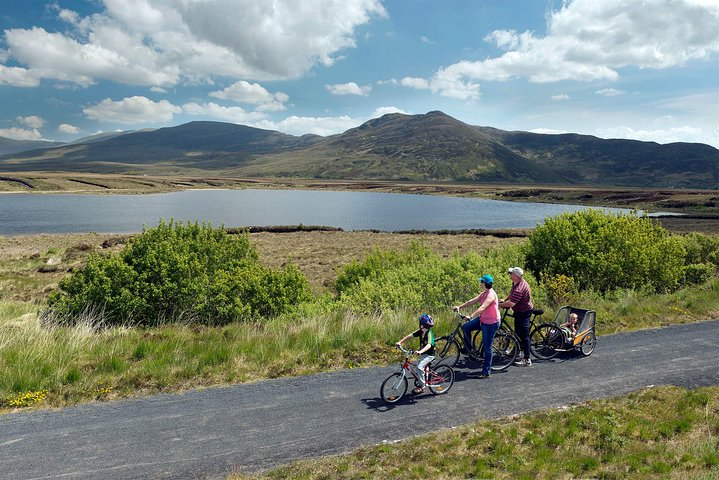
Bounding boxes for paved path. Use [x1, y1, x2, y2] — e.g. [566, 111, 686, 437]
[2, 320, 718, 479]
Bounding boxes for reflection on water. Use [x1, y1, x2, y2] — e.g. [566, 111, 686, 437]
[0, 189, 636, 235]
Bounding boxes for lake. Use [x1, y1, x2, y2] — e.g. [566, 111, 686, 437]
[0, 189, 636, 235]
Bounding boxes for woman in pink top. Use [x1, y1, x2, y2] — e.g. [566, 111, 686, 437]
[453, 274, 501, 378]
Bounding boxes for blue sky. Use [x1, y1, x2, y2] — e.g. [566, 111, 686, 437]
[1, 0, 718, 148]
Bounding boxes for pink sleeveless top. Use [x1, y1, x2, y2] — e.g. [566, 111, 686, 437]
[479, 289, 501, 324]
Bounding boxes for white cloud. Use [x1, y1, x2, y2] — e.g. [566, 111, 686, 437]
[258, 108, 411, 136]
[0, 127, 42, 140]
[54, 5, 80, 25]
[416, 0, 719, 98]
[210, 81, 288, 111]
[58, 123, 81, 134]
[84, 96, 182, 123]
[377, 78, 398, 86]
[420, 36, 434, 44]
[0, 64, 41, 87]
[0, 0, 386, 87]
[182, 102, 268, 124]
[551, 94, 570, 100]
[326, 82, 371, 96]
[400, 77, 430, 89]
[529, 128, 568, 135]
[16, 115, 45, 128]
[150, 86, 168, 93]
[258, 115, 360, 136]
[400, 69, 481, 100]
[596, 88, 625, 96]
[373, 106, 409, 116]
[599, 125, 715, 145]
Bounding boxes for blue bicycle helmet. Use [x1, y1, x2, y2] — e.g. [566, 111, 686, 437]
[419, 313, 434, 327]
[479, 274, 494, 286]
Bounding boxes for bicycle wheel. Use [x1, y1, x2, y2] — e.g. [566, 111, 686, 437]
[580, 331, 597, 356]
[380, 372, 407, 404]
[427, 365, 454, 395]
[434, 336, 460, 368]
[530, 324, 562, 360]
[490, 331, 518, 372]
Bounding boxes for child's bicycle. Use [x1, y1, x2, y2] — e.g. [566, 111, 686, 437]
[380, 345, 455, 404]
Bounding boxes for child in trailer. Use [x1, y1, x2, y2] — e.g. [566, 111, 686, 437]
[396, 314, 436, 394]
[560, 312, 579, 342]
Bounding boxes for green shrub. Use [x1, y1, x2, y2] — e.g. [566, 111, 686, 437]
[45, 220, 311, 326]
[335, 241, 526, 314]
[525, 210, 686, 293]
[541, 273, 579, 308]
[680, 233, 719, 267]
[682, 263, 716, 286]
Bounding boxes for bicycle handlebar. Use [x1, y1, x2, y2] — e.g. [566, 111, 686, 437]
[396, 344, 414, 356]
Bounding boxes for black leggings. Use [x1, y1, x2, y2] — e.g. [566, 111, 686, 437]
[514, 310, 532, 359]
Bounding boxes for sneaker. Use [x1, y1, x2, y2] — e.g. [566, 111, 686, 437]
[514, 358, 532, 367]
[477, 373, 490, 379]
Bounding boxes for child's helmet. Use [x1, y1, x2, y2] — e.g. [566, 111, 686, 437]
[419, 314, 434, 327]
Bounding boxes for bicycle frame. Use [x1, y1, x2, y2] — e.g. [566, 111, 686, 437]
[498, 308, 543, 335]
[381, 345, 455, 404]
[395, 346, 433, 385]
[444, 313, 471, 351]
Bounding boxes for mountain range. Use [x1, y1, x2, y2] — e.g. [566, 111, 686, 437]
[1, 111, 717, 188]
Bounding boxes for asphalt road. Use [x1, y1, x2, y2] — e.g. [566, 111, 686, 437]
[2, 320, 718, 480]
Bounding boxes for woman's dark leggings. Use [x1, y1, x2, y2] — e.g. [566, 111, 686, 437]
[514, 310, 532, 360]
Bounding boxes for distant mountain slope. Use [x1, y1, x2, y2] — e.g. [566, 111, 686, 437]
[1, 121, 324, 172]
[67, 131, 140, 145]
[236, 111, 564, 182]
[0, 136, 65, 156]
[475, 127, 719, 188]
[1, 113, 717, 188]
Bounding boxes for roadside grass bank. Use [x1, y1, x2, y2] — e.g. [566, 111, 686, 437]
[229, 385, 719, 480]
[1, 277, 718, 412]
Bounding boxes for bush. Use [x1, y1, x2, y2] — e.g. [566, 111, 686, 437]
[525, 210, 686, 293]
[45, 220, 311, 326]
[680, 233, 719, 267]
[335, 241, 527, 314]
[541, 273, 579, 308]
[682, 263, 716, 286]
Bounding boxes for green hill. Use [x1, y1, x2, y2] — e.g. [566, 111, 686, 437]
[1, 112, 717, 188]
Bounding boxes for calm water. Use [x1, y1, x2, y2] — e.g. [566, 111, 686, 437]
[0, 189, 633, 235]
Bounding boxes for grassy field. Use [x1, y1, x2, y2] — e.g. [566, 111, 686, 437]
[230, 385, 719, 480]
[1, 230, 718, 412]
[1, 227, 718, 478]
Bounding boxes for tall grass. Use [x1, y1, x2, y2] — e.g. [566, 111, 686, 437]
[0, 303, 424, 409]
[2, 275, 718, 411]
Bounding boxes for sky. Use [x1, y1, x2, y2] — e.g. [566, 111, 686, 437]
[1, 0, 718, 149]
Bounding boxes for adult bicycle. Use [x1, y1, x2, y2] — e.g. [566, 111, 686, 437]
[484, 308, 550, 360]
[435, 311, 518, 372]
[380, 345, 455, 404]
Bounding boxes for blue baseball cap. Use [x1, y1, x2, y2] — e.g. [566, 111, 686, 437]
[479, 274, 494, 285]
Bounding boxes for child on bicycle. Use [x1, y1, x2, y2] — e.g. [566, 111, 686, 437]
[396, 314, 436, 394]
